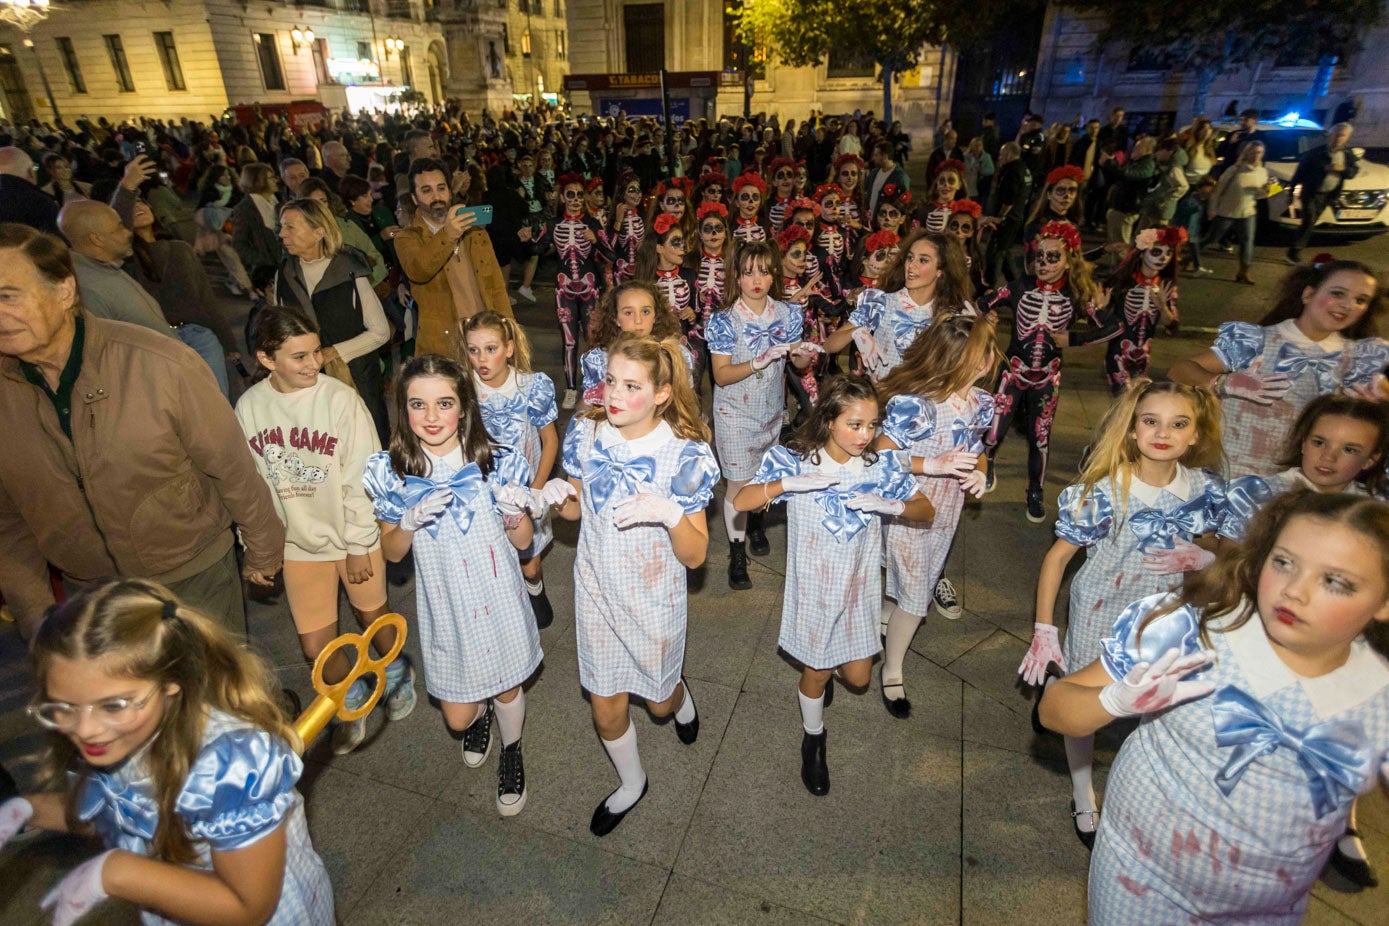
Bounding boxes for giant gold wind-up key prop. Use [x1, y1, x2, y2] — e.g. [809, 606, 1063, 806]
[292, 613, 407, 753]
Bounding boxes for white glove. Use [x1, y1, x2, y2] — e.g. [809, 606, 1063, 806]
[779, 472, 841, 493]
[790, 341, 824, 361]
[750, 342, 791, 371]
[1017, 623, 1065, 687]
[492, 483, 531, 518]
[0, 796, 33, 848]
[959, 469, 987, 498]
[41, 849, 112, 926]
[612, 493, 685, 529]
[535, 478, 578, 509]
[400, 488, 452, 533]
[1099, 648, 1217, 718]
[851, 326, 882, 368]
[921, 446, 979, 479]
[845, 493, 905, 516]
[1141, 539, 1216, 575]
[1219, 370, 1293, 406]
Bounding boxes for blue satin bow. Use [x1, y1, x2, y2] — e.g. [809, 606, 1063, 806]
[814, 485, 871, 542]
[1273, 342, 1342, 392]
[586, 441, 658, 511]
[744, 320, 788, 357]
[891, 309, 930, 351]
[950, 419, 989, 454]
[400, 463, 486, 536]
[1128, 501, 1203, 553]
[1211, 686, 1370, 819]
[78, 772, 158, 852]
[480, 392, 531, 448]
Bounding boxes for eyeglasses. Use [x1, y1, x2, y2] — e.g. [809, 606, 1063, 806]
[28, 685, 163, 732]
[1036, 250, 1065, 265]
[700, 223, 724, 235]
[736, 192, 759, 202]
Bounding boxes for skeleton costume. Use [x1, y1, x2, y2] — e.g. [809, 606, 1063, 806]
[613, 208, 645, 284]
[654, 263, 704, 384]
[731, 173, 770, 243]
[539, 183, 614, 391]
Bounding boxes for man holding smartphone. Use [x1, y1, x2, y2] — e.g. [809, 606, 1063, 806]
[394, 157, 514, 359]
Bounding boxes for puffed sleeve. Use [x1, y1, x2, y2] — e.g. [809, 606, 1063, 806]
[525, 372, 559, 429]
[849, 287, 886, 332]
[779, 299, 805, 343]
[490, 444, 533, 489]
[1198, 469, 1228, 531]
[178, 729, 302, 852]
[1211, 321, 1266, 372]
[874, 448, 921, 503]
[1218, 474, 1277, 542]
[750, 444, 803, 489]
[581, 348, 607, 404]
[1054, 482, 1115, 547]
[562, 415, 587, 480]
[1099, 593, 1204, 681]
[705, 311, 736, 355]
[882, 395, 936, 448]
[363, 451, 405, 524]
[668, 441, 721, 514]
[1344, 337, 1389, 388]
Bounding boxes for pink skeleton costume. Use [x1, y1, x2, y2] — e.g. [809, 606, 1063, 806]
[611, 169, 646, 284]
[985, 222, 1118, 513]
[778, 225, 839, 416]
[651, 248, 702, 381]
[731, 172, 770, 244]
[766, 157, 799, 234]
[1103, 225, 1186, 395]
[544, 172, 614, 391]
[692, 202, 730, 384]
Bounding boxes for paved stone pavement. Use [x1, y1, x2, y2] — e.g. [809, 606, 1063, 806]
[1, 225, 1387, 925]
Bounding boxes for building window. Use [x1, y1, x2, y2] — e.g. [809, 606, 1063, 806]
[254, 33, 286, 90]
[401, 46, 414, 87]
[312, 38, 331, 85]
[357, 40, 372, 60]
[153, 32, 186, 91]
[56, 37, 86, 94]
[555, 30, 565, 59]
[502, 24, 511, 55]
[554, 0, 563, 15]
[521, 29, 531, 58]
[519, 0, 529, 12]
[103, 34, 135, 92]
[623, 3, 664, 73]
[722, 1, 764, 79]
[827, 47, 874, 79]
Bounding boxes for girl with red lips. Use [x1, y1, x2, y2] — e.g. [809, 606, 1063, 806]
[1102, 225, 1185, 394]
[730, 171, 771, 243]
[915, 159, 965, 233]
[833, 152, 868, 230]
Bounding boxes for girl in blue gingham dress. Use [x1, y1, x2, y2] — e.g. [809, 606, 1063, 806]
[707, 239, 815, 590]
[1040, 492, 1389, 925]
[546, 334, 720, 837]
[1020, 381, 1227, 847]
[736, 375, 928, 797]
[363, 355, 542, 817]
[1168, 259, 1388, 477]
[464, 311, 561, 629]
[581, 281, 696, 406]
[874, 316, 999, 719]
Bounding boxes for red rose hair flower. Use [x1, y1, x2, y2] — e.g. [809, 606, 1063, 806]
[787, 197, 821, 218]
[775, 224, 812, 251]
[865, 230, 900, 252]
[583, 176, 604, 192]
[1037, 220, 1082, 252]
[732, 172, 767, 194]
[698, 172, 730, 194]
[934, 158, 966, 177]
[696, 202, 728, 220]
[769, 157, 798, 177]
[1045, 165, 1086, 187]
[880, 183, 911, 206]
[833, 152, 867, 173]
[653, 213, 680, 236]
[949, 199, 983, 218]
[812, 183, 844, 203]
[557, 172, 585, 190]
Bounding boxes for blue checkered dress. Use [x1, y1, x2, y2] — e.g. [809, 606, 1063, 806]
[364, 446, 542, 703]
[1210, 320, 1389, 477]
[75, 710, 334, 926]
[880, 389, 995, 615]
[706, 298, 804, 480]
[564, 416, 720, 700]
[1053, 468, 1226, 671]
[848, 287, 936, 381]
[1087, 593, 1389, 923]
[751, 445, 920, 669]
[477, 368, 558, 557]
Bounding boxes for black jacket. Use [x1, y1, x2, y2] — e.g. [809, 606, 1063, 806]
[0, 174, 61, 236]
[989, 161, 1033, 226]
[1291, 144, 1360, 198]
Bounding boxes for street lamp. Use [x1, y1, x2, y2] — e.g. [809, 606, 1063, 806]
[384, 37, 404, 59]
[290, 26, 315, 55]
[0, 0, 60, 122]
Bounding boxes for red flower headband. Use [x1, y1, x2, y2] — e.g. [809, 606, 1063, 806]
[583, 176, 604, 192]
[1045, 165, 1086, 187]
[557, 171, 585, 190]
[653, 213, 680, 236]
[949, 199, 982, 219]
[656, 176, 692, 198]
[880, 183, 911, 206]
[769, 156, 797, 177]
[833, 152, 866, 173]
[616, 169, 640, 191]
[812, 183, 844, 203]
[865, 230, 900, 252]
[1037, 220, 1082, 252]
[933, 158, 966, 177]
[698, 172, 730, 192]
[775, 224, 812, 251]
[732, 172, 767, 194]
[1134, 225, 1190, 251]
[1312, 252, 1336, 268]
[696, 202, 728, 221]
[787, 197, 821, 217]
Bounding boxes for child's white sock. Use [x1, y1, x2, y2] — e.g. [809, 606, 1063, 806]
[494, 691, 525, 746]
[882, 606, 923, 685]
[674, 682, 697, 724]
[600, 724, 647, 813]
[525, 577, 543, 595]
[798, 690, 824, 735]
[723, 496, 746, 542]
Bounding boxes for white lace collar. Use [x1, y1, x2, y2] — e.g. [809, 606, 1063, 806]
[597, 418, 674, 455]
[1126, 465, 1193, 507]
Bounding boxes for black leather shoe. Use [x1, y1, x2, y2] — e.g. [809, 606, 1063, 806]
[728, 540, 752, 590]
[589, 779, 649, 837]
[674, 681, 699, 745]
[1071, 800, 1099, 851]
[747, 512, 770, 555]
[529, 585, 554, 630]
[1328, 827, 1379, 889]
[822, 676, 834, 708]
[880, 668, 910, 719]
[1026, 487, 1047, 524]
[800, 730, 829, 796]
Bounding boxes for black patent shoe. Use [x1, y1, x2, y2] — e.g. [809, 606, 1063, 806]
[747, 512, 770, 556]
[728, 540, 752, 590]
[589, 779, 649, 837]
[674, 681, 699, 745]
[880, 668, 910, 719]
[1328, 827, 1378, 889]
[529, 585, 554, 630]
[800, 730, 829, 796]
[1071, 800, 1099, 851]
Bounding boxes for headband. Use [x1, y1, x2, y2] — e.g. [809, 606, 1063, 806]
[933, 158, 965, 177]
[556, 171, 585, 190]
[775, 224, 812, 251]
[732, 172, 767, 194]
[812, 183, 844, 203]
[653, 213, 680, 236]
[696, 202, 729, 221]
[948, 199, 983, 219]
[1045, 165, 1086, 187]
[787, 197, 821, 218]
[1036, 220, 1082, 252]
[865, 230, 900, 252]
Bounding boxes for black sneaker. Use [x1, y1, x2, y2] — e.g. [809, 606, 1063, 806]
[728, 539, 752, 590]
[529, 585, 554, 630]
[1026, 487, 1046, 524]
[800, 730, 829, 796]
[462, 702, 494, 768]
[933, 577, 962, 619]
[984, 459, 997, 494]
[747, 512, 770, 556]
[496, 741, 527, 816]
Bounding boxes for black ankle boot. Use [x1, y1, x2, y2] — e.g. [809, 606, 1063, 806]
[728, 540, 751, 590]
[529, 584, 554, 630]
[800, 730, 829, 795]
[747, 511, 769, 556]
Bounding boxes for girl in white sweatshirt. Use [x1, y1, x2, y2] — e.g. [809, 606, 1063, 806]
[235, 305, 414, 755]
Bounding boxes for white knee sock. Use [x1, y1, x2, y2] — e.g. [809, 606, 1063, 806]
[493, 691, 525, 746]
[600, 723, 647, 812]
[798, 690, 824, 735]
[882, 606, 923, 685]
[878, 598, 895, 636]
[723, 492, 746, 542]
[525, 577, 543, 595]
[1064, 733, 1098, 833]
[674, 682, 697, 724]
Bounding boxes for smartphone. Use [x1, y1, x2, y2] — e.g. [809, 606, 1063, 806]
[454, 204, 493, 227]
